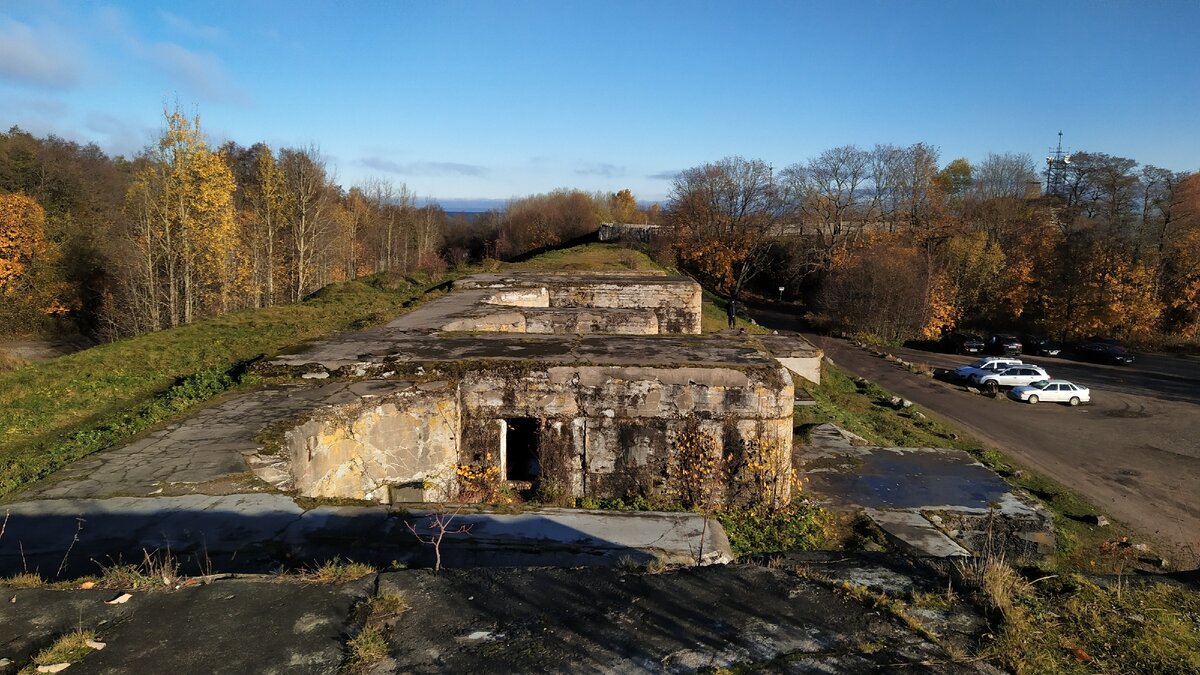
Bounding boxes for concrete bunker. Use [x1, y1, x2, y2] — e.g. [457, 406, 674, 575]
[254, 271, 822, 506]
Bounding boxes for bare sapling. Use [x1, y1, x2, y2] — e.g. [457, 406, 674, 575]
[405, 504, 473, 573]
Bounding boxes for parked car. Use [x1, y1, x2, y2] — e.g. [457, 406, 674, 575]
[984, 333, 1023, 356]
[972, 365, 1051, 389]
[953, 357, 1023, 382]
[1076, 342, 1135, 365]
[1019, 334, 1061, 357]
[940, 332, 985, 355]
[1008, 379, 1091, 405]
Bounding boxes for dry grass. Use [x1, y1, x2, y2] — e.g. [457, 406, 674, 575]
[95, 548, 183, 590]
[302, 559, 377, 584]
[1, 571, 44, 588]
[24, 629, 99, 672]
[342, 626, 389, 673]
[0, 349, 28, 372]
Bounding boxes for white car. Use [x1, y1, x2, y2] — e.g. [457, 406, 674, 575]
[1008, 379, 1091, 405]
[954, 357, 1023, 382]
[972, 365, 1050, 388]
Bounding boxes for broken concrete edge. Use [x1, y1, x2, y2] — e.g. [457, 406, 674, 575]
[802, 423, 1056, 560]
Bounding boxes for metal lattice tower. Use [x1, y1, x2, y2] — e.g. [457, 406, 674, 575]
[1043, 131, 1071, 197]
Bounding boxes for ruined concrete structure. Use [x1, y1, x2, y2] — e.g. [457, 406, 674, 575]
[252, 272, 822, 505]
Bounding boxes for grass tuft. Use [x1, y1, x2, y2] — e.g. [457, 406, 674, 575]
[27, 629, 99, 670]
[342, 626, 389, 673]
[1, 571, 44, 588]
[303, 559, 377, 584]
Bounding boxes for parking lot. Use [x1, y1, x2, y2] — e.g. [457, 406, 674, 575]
[801, 334, 1200, 565]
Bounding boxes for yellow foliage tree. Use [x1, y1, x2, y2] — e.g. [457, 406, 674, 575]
[0, 193, 69, 332]
[125, 107, 236, 330]
[0, 192, 46, 290]
[1074, 243, 1162, 339]
[1166, 227, 1200, 337]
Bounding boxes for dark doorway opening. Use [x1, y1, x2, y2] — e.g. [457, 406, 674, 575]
[505, 418, 540, 482]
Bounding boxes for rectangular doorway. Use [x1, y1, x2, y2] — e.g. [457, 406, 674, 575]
[504, 418, 540, 482]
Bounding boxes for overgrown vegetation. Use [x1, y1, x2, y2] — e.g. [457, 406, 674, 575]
[951, 551, 1200, 674]
[718, 504, 829, 557]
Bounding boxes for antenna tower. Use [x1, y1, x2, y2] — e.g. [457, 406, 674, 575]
[1044, 131, 1071, 197]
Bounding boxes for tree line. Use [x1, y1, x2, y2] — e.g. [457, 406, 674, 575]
[3, 110, 1195, 346]
[659, 148, 1198, 345]
[0, 108, 655, 339]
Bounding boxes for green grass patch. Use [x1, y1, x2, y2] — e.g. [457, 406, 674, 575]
[502, 242, 663, 272]
[0, 273, 448, 498]
[700, 290, 770, 334]
[718, 503, 829, 557]
[793, 362, 978, 450]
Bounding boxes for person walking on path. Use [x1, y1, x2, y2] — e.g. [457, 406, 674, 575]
[727, 297, 738, 329]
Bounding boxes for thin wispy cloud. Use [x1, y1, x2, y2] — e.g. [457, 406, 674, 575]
[85, 112, 153, 157]
[158, 10, 225, 42]
[575, 162, 625, 178]
[648, 170, 680, 181]
[152, 42, 248, 105]
[0, 17, 81, 87]
[362, 157, 488, 177]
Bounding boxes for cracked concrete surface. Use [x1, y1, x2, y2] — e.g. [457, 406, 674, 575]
[799, 424, 1054, 559]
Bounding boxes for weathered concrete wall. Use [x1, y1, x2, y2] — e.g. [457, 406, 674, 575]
[453, 273, 702, 335]
[457, 364, 794, 502]
[276, 365, 793, 505]
[546, 281, 701, 335]
[482, 287, 549, 308]
[756, 335, 823, 385]
[441, 308, 660, 335]
[283, 382, 459, 503]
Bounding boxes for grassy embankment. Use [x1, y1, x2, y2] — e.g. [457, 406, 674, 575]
[0, 272, 452, 499]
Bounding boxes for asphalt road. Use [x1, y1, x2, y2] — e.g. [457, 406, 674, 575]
[749, 304, 1200, 566]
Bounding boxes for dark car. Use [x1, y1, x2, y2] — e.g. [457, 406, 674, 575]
[1077, 342, 1135, 365]
[984, 333, 1023, 356]
[941, 331, 984, 354]
[1019, 334, 1061, 357]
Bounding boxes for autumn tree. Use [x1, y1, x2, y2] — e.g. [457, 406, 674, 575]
[279, 146, 332, 301]
[609, 188, 639, 222]
[667, 156, 780, 297]
[0, 192, 46, 289]
[779, 145, 872, 276]
[0, 193, 68, 332]
[497, 189, 601, 259]
[122, 107, 236, 331]
[819, 238, 935, 343]
[937, 158, 974, 198]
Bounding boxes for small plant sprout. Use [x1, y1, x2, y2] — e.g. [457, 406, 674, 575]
[405, 503, 473, 573]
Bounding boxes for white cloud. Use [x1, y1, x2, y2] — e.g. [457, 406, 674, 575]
[0, 17, 82, 87]
[361, 157, 489, 177]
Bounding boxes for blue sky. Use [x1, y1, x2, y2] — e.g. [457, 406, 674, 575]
[2, 0, 1198, 208]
